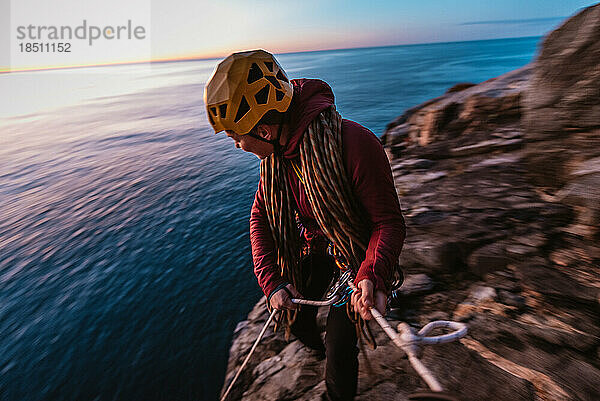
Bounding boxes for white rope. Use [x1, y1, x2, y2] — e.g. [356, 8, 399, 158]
[220, 289, 342, 400]
[416, 320, 468, 345]
[347, 281, 467, 392]
[220, 278, 467, 399]
[291, 295, 339, 306]
[377, 311, 444, 392]
[220, 309, 278, 401]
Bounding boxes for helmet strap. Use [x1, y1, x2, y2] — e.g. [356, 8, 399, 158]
[272, 120, 284, 156]
[247, 113, 288, 156]
[247, 131, 280, 149]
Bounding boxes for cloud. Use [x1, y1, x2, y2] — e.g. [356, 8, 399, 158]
[460, 17, 565, 26]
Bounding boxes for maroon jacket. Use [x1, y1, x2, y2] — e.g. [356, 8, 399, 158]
[250, 79, 406, 299]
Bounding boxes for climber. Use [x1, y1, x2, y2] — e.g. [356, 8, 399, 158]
[204, 49, 406, 401]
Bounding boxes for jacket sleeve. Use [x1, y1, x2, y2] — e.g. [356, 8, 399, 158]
[250, 178, 287, 298]
[343, 121, 406, 294]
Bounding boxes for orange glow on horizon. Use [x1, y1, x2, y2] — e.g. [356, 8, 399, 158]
[0, 40, 377, 74]
[0, 54, 212, 74]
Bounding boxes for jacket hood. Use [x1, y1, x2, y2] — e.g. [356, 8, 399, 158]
[282, 79, 335, 159]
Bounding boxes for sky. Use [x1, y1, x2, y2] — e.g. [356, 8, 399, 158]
[1, 0, 597, 71]
[157, 0, 597, 59]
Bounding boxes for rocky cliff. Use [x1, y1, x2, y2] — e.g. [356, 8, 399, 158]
[220, 5, 600, 400]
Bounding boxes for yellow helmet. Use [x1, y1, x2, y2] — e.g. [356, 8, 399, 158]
[204, 49, 293, 135]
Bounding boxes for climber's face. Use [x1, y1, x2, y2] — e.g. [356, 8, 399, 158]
[225, 125, 277, 159]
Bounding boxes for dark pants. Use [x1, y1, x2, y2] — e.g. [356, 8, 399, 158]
[290, 252, 359, 401]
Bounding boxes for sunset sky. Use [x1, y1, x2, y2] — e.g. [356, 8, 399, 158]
[154, 0, 595, 59]
[1, 0, 597, 71]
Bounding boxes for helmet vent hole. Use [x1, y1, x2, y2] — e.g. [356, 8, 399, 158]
[210, 107, 217, 116]
[264, 75, 282, 90]
[235, 95, 250, 122]
[276, 70, 289, 83]
[218, 104, 227, 119]
[247, 63, 263, 84]
[255, 84, 270, 105]
[208, 114, 215, 126]
[264, 61, 274, 72]
[275, 90, 284, 101]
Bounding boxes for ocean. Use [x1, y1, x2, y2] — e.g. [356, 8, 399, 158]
[0, 36, 540, 401]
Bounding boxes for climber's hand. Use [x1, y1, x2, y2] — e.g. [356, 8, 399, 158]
[269, 284, 302, 310]
[351, 279, 387, 320]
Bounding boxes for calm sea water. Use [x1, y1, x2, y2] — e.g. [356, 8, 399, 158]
[0, 37, 540, 401]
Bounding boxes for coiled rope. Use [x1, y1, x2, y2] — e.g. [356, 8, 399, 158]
[299, 108, 370, 270]
[260, 106, 371, 338]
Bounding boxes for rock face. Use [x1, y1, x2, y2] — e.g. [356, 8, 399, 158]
[221, 5, 600, 401]
[523, 4, 600, 137]
[520, 4, 600, 256]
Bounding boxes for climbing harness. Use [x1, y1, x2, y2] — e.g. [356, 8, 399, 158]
[290, 269, 354, 307]
[221, 274, 468, 401]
